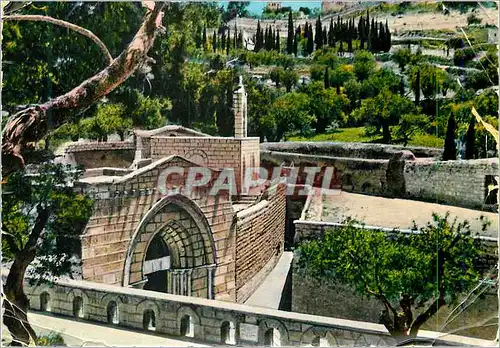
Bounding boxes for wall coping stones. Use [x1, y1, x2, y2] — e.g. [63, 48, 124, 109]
[261, 142, 442, 159]
[9, 270, 495, 346]
[134, 125, 211, 138]
[65, 141, 135, 153]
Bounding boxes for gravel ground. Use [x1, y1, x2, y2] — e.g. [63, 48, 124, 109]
[320, 190, 498, 238]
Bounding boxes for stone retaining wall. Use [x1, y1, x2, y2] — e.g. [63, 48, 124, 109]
[18, 275, 493, 346]
[64, 141, 136, 169]
[404, 158, 499, 209]
[235, 183, 287, 302]
[261, 142, 442, 159]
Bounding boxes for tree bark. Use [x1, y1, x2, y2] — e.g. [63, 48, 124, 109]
[3, 207, 49, 346]
[409, 296, 446, 337]
[2, 3, 165, 173]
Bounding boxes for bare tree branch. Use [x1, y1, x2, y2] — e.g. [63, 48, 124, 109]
[2, 3, 166, 173]
[3, 15, 113, 64]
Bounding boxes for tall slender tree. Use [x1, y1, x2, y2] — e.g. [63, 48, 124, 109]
[255, 20, 261, 51]
[443, 113, 457, 160]
[212, 30, 217, 52]
[202, 25, 207, 51]
[465, 116, 476, 159]
[293, 32, 298, 56]
[287, 11, 294, 54]
[226, 27, 231, 55]
[328, 18, 335, 46]
[307, 23, 314, 54]
[276, 29, 281, 52]
[315, 16, 323, 49]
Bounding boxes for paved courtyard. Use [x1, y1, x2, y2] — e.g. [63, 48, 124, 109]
[319, 190, 498, 238]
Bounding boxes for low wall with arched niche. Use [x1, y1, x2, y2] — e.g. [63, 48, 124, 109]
[18, 275, 492, 347]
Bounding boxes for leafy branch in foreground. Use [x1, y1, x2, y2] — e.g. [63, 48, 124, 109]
[2, 163, 93, 346]
[296, 214, 487, 340]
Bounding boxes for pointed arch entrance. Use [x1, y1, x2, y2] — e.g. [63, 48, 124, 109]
[123, 195, 217, 298]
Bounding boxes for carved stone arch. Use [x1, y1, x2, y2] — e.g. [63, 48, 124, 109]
[300, 326, 339, 346]
[100, 293, 127, 324]
[142, 219, 190, 269]
[177, 305, 202, 338]
[136, 298, 161, 314]
[184, 149, 208, 167]
[67, 288, 90, 319]
[258, 318, 289, 345]
[30, 285, 54, 311]
[218, 312, 241, 344]
[123, 194, 216, 287]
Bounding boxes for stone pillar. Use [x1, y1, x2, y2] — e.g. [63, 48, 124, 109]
[233, 75, 247, 139]
[134, 134, 143, 163]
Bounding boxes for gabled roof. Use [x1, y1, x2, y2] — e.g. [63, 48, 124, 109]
[134, 125, 210, 138]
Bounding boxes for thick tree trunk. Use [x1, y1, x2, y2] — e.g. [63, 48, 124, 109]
[3, 207, 49, 346]
[382, 121, 392, 144]
[2, 3, 165, 173]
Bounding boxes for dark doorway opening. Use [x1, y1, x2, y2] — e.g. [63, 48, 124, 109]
[143, 233, 170, 293]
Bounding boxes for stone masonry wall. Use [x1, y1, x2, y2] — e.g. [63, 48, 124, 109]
[19, 275, 490, 346]
[404, 158, 499, 209]
[261, 150, 388, 195]
[235, 183, 287, 303]
[149, 137, 260, 194]
[65, 142, 136, 169]
[261, 142, 442, 159]
[76, 156, 236, 301]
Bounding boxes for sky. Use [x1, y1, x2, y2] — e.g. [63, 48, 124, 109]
[218, 1, 322, 15]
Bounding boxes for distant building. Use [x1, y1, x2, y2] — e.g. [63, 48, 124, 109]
[487, 28, 498, 44]
[266, 2, 281, 12]
[321, 1, 345, 13]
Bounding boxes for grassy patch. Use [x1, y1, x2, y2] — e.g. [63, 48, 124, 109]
[289, 127, 444, 148]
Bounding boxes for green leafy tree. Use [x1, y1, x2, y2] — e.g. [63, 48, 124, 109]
[261, 92, 314, 141]
[2, 164, 93, 345]
[282, 68, 299, 93]
[81, 103, 133, 141]
[269, 66, 285, 88]
[296, 214, 485, 340]
[329, 65, 355, 94]
[392, 48, 412, 72]
[353, 50, 376, 81]
[354, 89, 416, 143]
[395, 113, 429, 146]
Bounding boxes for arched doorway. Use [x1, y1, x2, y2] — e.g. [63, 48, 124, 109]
[123, 195, 217, 298]
[143, 233, 171, 293]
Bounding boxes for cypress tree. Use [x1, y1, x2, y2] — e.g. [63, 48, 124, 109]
[307, 24, 314, 54]
[212, 30, 217, 52]
[264, 26, 269, 50]
[202, 25, 207, 50]
[255, 21, 261, 51]
[328, 18, 334, 46]
[304, 22, 309, 39]
[221, 29, 226, 53]
[339, 40, 344, 55]
[324, 66, 330, 89]
[287, 11, 294, 54]
[443, 113, 457, 161]
[358, 17, 365, 49]
[233, 24, 237, 49]
[465, 116, 476, 159]
[414, 70, 421, 106]
[399, 76, 405, 97]
[297, 24, 301, 37]
[276, 29, 281, 52]
[323, 25, 327, 46]
[385, 20, 391, 52]
[226, 28, 230, 55]
[293, 32, 298, 56]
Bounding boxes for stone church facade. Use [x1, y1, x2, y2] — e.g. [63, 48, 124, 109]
[70, 78, 286, 303]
